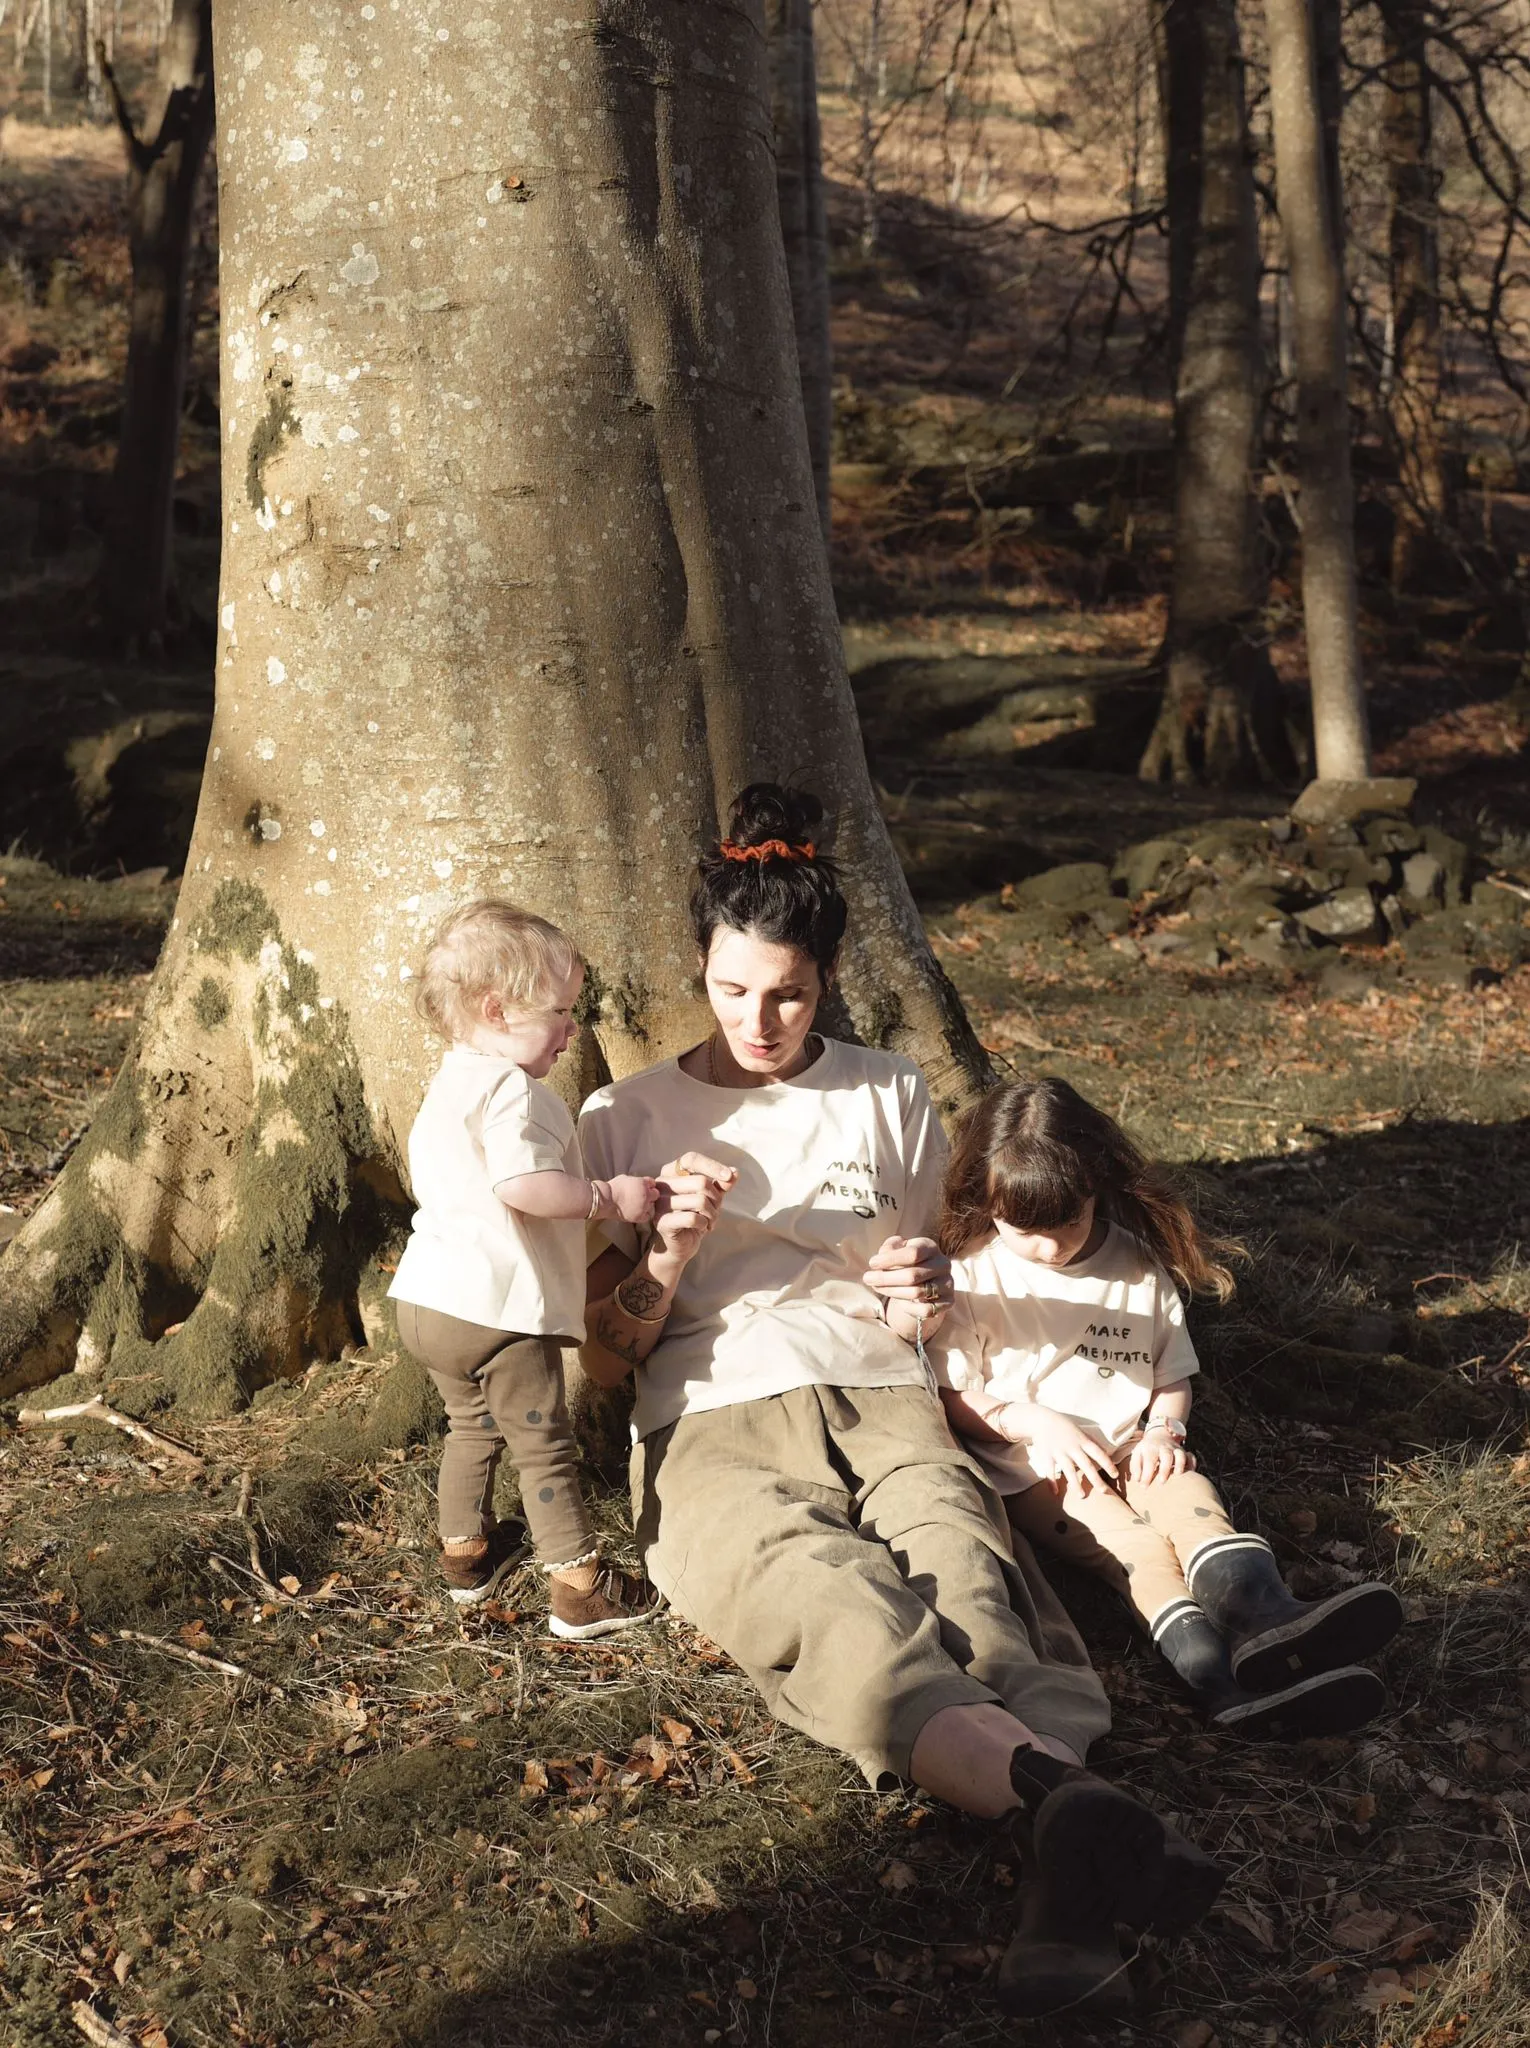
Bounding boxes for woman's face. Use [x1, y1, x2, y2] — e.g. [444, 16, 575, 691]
[703, 927, 824, 1082]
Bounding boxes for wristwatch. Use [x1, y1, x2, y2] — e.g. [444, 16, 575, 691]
[1143, 1416, 1188, 1444]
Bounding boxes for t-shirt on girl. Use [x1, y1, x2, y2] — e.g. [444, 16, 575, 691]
[932, 1224, 1199, 1494]
[388, 1048, 588, 1339]
[577, 1039, 948, 1440]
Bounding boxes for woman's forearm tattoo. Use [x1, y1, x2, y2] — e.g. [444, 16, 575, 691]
[592, 1310, 645, 1368]
[615, 1275, 666, 1321]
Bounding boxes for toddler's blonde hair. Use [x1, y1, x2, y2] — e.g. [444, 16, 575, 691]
[416, 899, 580, 1042]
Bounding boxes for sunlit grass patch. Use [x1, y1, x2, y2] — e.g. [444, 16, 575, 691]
[1371, 1875, 1530, 2048]
[1378, 1443, 1530, 1591]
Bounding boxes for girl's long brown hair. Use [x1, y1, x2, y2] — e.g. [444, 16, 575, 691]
[937, 1078, 1239, 1299]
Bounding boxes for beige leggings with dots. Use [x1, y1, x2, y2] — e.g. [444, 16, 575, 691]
[1003, 1461, 1239, 1632]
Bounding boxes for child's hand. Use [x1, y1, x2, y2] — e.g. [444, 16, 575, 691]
[608, 1174, 660, 1226]
[1127, 1434, 1196, 1486]
[1010, 1407, 1121, 1495]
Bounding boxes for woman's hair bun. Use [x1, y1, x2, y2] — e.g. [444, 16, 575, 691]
[691, 783, 846, 974]
[727, 782, 825, 852]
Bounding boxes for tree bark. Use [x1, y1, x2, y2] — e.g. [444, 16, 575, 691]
[0, 0, 989, 1414]
[1263, 0, 1370, 779]
[1141, 0, 1288, 786]
[767, 0, 833, 544]
[95, 0, 214, 648]
[1378, 0, 1445, 590]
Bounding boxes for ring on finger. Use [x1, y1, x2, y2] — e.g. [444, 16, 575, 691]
[919, 1280, 945, 1304]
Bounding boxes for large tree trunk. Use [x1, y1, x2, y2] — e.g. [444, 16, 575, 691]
[0, 0, 989, 1414]
[1263, 0, 1371, 779]
[768, 0, 833, 544]
[1378, 0, 1445, 590]
[95, 0, 214, 650]
[1141, 0, 1288, 786]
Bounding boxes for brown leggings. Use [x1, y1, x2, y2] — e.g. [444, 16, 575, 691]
[395, 1301, 594, 1567]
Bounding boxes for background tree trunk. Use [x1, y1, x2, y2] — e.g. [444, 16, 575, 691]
[768, 0, 833, 544]
[0, 0, 989, 1414]
[1378, 0, 1445, 590]
[1263, 0, 1371, 779]
[95, 0, 214, 649]
[1141, 0, 1288, 786]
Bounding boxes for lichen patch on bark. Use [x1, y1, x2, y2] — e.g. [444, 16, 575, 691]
[0, 880, 407, 1417]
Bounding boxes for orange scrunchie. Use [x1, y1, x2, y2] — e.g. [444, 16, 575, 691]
[719, 839, 817, 863]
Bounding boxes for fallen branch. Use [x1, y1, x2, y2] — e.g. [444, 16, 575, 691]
[70, 2003, 136, 2048]
[118, 1630, 250, 1681]
[234, 1470, 292, 1603]
[1483, 871, 1530, 905]
[17, 1397, 204, 1470]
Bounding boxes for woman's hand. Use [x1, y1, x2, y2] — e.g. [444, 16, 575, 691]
[651, 1152, 737, 1266]
[1011, 1407, 1121, 1495]
[862, 1235, 953, 1312]
[1126, 1433, 1196, 1486]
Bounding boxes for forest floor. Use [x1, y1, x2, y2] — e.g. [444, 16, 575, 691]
[3, 118, 1530, 2048]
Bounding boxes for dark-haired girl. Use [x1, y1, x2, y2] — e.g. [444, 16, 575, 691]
[575, 786, 1227, 2021]
[935, 1078, 1402, 1740]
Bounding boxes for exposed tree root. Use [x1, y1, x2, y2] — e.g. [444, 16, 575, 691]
[0, 879, 407, 1414]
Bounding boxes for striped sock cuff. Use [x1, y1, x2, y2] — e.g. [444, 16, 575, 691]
[1185, 1533, 1274, 1589]
[1148, 1596, 1203, 1644]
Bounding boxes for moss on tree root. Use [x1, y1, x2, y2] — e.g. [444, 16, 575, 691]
[0, 880, 409, 1417]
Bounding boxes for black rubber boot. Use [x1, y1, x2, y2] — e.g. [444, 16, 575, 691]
[1155, 1601, 1388, 1739]
[1185, 1537, 1403, 1691]
[1008, 1746, 1227, 1941]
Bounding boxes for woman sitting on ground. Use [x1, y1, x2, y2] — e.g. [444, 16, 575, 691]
[575, 782, 1227, 2021]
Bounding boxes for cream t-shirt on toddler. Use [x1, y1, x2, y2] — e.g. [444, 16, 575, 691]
[577, 1039, 948, 1440]
[932, 1223, 1199, 1494]
[388, 1047, 588, 1340]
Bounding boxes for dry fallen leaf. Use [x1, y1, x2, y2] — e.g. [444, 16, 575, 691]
[522, 1760, 549, 1795]
[1171, 2023, 1219, 2048]
[660, 1717, 693, 1748]
[1332, 1906, 1400, 1951]
[1217, 1899, 1278, 1950]
[1390, 1919, 1440, 1962]
[629, 1735, 672, 1779]
[279, 1575, 302, 1595]
[879, 1859, 918, 1894]
[1353, 1967, 1413, 2012]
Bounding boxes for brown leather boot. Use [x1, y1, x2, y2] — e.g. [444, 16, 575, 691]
[439, 1521, 525, 1607]
[547, 1565, 662, 1641]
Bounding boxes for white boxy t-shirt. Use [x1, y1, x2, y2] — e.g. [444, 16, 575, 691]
[577, 1039, 948, 1440]
[932, 1224, 1199, 1493]
[389, 1047, 588, 1340]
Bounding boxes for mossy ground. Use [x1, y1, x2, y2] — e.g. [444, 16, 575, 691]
[2, 826, 1528, 2048]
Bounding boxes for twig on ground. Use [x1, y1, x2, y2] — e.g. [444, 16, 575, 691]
[70, 2002, 136, 2048]
[17, 1396, 204, 1470]
[1484, 870, 1530, 904]
[234, 1469, 293, 1604]
[118, 1629, 252, 1682]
